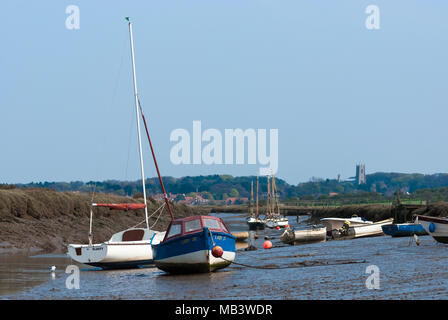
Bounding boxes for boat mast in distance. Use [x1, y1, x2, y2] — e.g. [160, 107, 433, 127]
[256, 176, 259, 219]
[250, 181, 254, 217]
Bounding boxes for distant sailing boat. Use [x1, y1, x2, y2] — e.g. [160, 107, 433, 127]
[247, 178, 265, 230]
[265, 172, 289, 229]
[66, 19, 166, 269]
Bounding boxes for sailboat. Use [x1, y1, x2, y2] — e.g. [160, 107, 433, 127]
[265, 173, 289, 229]
[247, 178, 266, 230]
[67, 19, 166, 269]
[104, 19, 236, 274]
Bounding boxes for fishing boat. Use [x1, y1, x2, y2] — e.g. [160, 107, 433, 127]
[280, 226, 327, 245]
[382, 223, 428, 237]
[332, 218, 393, 240]
[152, 215, 236, 274]
[321, 215, 372, 234]
[67, 19, 167, 269]
[265, 173, 289, 229]
[247, 178, 266, 230]
[415, 215, 448, 243]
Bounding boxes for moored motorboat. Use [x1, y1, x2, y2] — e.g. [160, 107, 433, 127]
[382, 223, 428, 237]
[280, 226, 327, 244]
[415, 215, 448, 244]
[321, 215, 372, 234]
[152, 215, 236, 274]
[265, 217, 289, 229]
[332, 218, 393, 239]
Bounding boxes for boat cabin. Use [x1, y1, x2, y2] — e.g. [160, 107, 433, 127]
[163, 216, 230, 242]
[108, 228, 161, 243]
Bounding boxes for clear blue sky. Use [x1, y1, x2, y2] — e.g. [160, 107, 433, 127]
[1, 1, 447, 185]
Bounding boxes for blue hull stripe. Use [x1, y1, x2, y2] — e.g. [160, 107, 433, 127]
[153, 227, 236, 261]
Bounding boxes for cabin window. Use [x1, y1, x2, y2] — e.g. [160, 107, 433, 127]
[167, 223, 182, 238]
[219, 221, 229, 233]
[184, 219, 202, 233]
[122, 229, 145, 241]
[203, 218, 221, 230]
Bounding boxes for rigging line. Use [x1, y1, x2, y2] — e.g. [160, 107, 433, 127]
[129, 202, 166, 229]
[149, 205, 165, 229]
[137, 98, 175, 220]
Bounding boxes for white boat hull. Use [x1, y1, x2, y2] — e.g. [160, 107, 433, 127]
[333, 218, 393, 239]
[67, 228, 165, 269]
[321, 217, 373, 231]
[265, 217, 289, 228]
[416, 216, 448, 244]
[155, 249, 236, 273]
[68, 241, 154, 269]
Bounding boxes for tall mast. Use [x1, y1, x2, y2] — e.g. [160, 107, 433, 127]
[272, 172, 280, 216]
[271, 177, 274, 215]
[250, 181, 254, 217]
[127, 18, 149, 228]
[256, 176, 259, 219]
[267, 176, 271, 218]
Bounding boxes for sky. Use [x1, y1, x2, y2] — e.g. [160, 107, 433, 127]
[1, 1, 448, 185]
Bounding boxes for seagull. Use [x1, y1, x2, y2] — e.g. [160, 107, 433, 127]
[49, 266, 56, 272]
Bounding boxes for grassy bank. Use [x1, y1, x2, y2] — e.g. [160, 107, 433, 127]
[0, 188, 207, 253]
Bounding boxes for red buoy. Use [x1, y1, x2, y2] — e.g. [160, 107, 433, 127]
[263, 240, 272, 249]
[285, 224, 290, 228]
[212, 245, 223, 258]
[276, 226, 280, 230]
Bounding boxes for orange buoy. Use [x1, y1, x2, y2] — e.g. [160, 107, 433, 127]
[212, 245, 223, 258]
[285, 224, 290, 228]
[263, 240, 272, 249]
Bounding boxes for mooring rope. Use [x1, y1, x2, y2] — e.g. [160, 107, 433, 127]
[208, 229, 365, 270]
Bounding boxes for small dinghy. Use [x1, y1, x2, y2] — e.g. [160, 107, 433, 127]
[153, 215, 236, 274]
[415, 215, 448, 244]
[382, 223, 428, 237]
[280, 226, 327, 245]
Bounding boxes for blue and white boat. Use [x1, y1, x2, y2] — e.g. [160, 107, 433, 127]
[382, 223, 428, 237]
[415, 215, 448, 244]
[153, 215, 236, 274]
